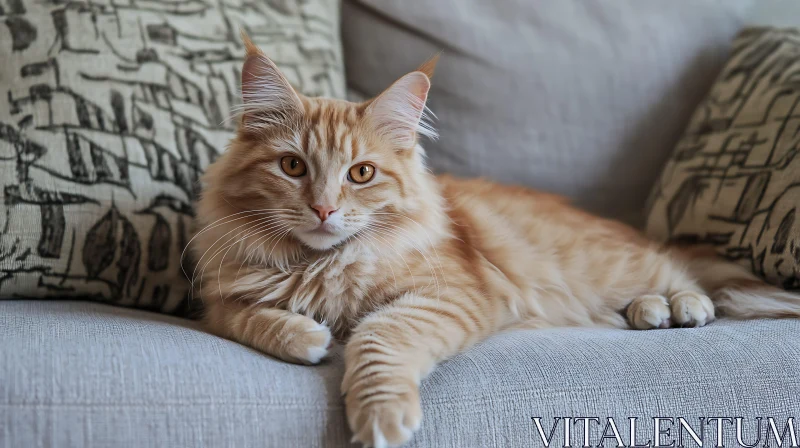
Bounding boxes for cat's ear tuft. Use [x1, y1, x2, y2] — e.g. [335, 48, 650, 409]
[365, 70, 436, 149]
[238, 31, 304, 132]
[416, 52, 441, 80]
[241, 30, 262, 58]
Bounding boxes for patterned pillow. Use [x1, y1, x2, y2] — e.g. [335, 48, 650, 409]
[0, 0, 344, 314]
[646, 28, 800, 290]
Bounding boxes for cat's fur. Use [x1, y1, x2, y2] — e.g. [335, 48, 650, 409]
[192, 35, 800, 447]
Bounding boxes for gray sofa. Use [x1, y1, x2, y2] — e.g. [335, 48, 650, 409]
[3, 2, 800, 447]
[4, 301, 800, 447]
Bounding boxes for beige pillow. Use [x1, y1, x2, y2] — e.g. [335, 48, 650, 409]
[646, 28, 800, 290]
[0, 1, 344, 314]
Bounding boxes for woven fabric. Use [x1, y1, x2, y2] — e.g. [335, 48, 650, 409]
[341, 0, 754, 225]
[2, 300, 799, 448]
[646, 28, 800, 289]
[0, 0, 344, 314]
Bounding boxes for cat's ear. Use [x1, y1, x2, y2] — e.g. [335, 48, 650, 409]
[239, 32, 304, 131]
[365, 66, 437, 149]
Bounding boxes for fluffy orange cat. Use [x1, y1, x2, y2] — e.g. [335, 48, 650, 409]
[192, 35, 800, 447]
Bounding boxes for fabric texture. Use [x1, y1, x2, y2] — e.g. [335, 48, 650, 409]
[646, 28, 800, 290]
[342, 0, 755, 225]
[2, 300, 799, 448]
[0, 0, 344, 314]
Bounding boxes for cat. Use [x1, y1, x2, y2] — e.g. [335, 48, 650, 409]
[192, 34, 800, 448]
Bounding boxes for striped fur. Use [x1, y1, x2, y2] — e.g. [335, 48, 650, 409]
[192, 37, 800, 448]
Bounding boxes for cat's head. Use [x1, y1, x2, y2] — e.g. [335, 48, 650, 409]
[201, 34, 440, 252]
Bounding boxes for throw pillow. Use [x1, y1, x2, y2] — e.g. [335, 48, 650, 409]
[646, 27, 800, 290]
[0, 0, 344, 314]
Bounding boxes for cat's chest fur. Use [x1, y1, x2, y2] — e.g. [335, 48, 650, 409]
[262, 243, 385, 335]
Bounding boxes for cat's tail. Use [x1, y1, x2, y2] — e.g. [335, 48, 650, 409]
[681, 247, 800, 319]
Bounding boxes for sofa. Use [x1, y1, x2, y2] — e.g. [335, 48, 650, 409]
[3, 1, 800, 447]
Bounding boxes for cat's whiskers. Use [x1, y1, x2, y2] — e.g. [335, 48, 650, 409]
[216, 217, 290, 278]
[186, 212, 295, 289]
[191, 214, 284, 301]
[191, 214, 286, 291]
[213, 219, 293, 301]
[222, 224, 295, 302]
[192, 215, 288, 301]
[200, 221, 289, 303]
[181, 208, 293, 283]
[226, 221, 296, 298]
[226, 219, 293, 281]
[237, 220, 291, 267]
[264, 226, 296, 271]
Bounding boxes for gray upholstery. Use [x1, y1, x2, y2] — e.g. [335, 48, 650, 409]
[0, 301, 348, 448]
[3, 300, 799, 447]
[342, 0, 755, 225]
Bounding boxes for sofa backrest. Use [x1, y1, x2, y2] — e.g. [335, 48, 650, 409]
[342, 0, 755, 225]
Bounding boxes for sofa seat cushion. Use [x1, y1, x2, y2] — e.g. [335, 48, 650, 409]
[2, 301, 799, 447]
[0, 301, 350, 447]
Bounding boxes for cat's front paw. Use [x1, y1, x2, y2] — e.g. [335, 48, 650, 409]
[344, 376, 422, 448]
[281, 317, 332, 365]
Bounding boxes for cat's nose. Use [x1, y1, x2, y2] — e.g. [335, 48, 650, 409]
[310, 204, 338, 222]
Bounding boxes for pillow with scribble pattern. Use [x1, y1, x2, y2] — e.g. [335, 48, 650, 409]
[646, 27, 800, 290]
[0, 0, 344, 314]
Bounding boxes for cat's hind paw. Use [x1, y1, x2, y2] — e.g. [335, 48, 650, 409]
[669, 291, 715, 327]
[627, 294, 671, 330]
[627, 291, 715, 329]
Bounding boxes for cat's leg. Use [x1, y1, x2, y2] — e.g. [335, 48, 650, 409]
[627, 265, 714, 329]
[204, 300, 332, 365]
[342, 290, 502, 447]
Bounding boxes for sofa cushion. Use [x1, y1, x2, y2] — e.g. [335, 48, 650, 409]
[0, 300, 350, 447]
[646, 28, 800, 290]
[0, 1, 344, 314]
[2, 300, 799, 447]
[342, 0, 755, 224]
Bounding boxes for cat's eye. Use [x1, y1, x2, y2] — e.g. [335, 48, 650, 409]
[280, 156, 307, 177]
[348, 163, 375, 184]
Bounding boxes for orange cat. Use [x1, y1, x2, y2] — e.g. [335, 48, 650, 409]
[192, 35, 800, 447]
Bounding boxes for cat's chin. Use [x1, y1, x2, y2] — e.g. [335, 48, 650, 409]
[294, 228, 350, 251]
